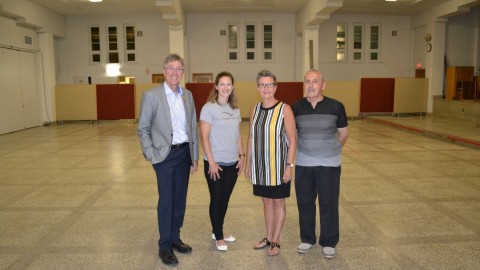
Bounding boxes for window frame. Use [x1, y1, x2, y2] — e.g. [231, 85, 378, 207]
[227, 23, 239, 62]
[369, 24, 381, 62]
[107, 25, 120, 63]
[89, 25, 102, 64]
[124, 24, 136, 63]
[245, 23, 256, 62]
[352, 23, 364, 62]
[336, 23, 347, 62]
[262, 23, 274, 62]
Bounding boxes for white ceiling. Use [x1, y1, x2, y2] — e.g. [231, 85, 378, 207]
[28, 0, 460, 17]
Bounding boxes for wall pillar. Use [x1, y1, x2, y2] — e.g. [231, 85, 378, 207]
[38, 32, 56, 123]
[302, 25, 319, 77]
[425, 18, 447, 112]
[168, 25, 187, 84]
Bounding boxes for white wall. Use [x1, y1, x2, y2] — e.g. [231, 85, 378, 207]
[445, 8, 477, 68]
[0, 0, 66, 37]
[186, 13, 297, 82]
[317, 14, 412, 81]
[412, 25, 428, 71]
[56, 14, 170, 84]
[0, 15, 39, 49]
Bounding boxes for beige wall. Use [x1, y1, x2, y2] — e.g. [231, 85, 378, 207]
[135, 83, 161, 118]
[55, 85, 97, 121]
[55, 78, 428, 121]
[324, 81, 361, 118]
[234, 82, 261, 119]
[394, 78, 429, 113]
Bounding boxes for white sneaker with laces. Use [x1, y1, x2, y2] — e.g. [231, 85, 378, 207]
[211, 233, 236, 242]
[297, 243, 315, 253]
[322, 247, 336, 259]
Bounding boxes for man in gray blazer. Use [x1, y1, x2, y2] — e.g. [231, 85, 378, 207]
[137, 53, 199, 266]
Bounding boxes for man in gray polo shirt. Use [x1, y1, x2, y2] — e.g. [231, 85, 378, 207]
[292, 69, 348, 259]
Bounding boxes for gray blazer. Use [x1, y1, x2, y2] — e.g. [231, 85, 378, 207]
[137, 84, 199, 164]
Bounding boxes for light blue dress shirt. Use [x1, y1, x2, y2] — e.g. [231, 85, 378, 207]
[164, 83, 188, 144]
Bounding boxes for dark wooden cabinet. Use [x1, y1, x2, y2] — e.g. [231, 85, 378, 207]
[445, 66, 474, 100]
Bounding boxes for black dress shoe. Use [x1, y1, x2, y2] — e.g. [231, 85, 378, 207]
[172, 240, 192, 253]
[159, 250, 178, 265]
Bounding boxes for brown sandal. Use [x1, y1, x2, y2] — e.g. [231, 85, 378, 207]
[268, 242, 281, 256]
[254, 238, 271, 249]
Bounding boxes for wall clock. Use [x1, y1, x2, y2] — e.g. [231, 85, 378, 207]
[426, 42, 432, 52]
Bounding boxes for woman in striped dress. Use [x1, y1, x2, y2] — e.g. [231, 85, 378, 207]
[245, 70, 297, 256]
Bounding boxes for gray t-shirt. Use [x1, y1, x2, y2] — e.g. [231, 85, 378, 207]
[199, 102, 241, 163]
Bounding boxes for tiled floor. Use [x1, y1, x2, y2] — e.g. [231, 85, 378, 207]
[0, 116, 479, 270]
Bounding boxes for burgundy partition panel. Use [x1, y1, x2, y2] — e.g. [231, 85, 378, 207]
[96, 84, 135, 120]
[186, 83, 214, 119]
[360, 78, 395, 113]
[276, 82, 304, 105]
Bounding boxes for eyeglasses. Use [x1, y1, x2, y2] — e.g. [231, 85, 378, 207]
[257, 83, 276, 88]
[164, 67, 184, 72]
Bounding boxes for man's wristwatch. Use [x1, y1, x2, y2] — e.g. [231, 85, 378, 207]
[287, 163, 294, 167]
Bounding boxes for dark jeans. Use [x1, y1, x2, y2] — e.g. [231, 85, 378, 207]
[295, 165, 341, 248]
[204, 161, 239, 240]
[152, 147, 192, 251]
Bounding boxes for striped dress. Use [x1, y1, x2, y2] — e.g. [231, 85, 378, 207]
[250, 101, 288, 186]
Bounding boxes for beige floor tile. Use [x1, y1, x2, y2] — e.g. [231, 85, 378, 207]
[394, 150, 455, 161]
[341, 177, 416, 202]
[93, 184, 158, 207]
[439, 201, 480, 227]
[341, 246, 401, 270]
[0, 211, 71, 246]
[0, 254, 22, 269]
[28, 252, 156, 270]
[370, 162, 442, 177]
[0, 168, 66, 185]
[49, 168, 117, 184]
[0, 186, 35, 206]
[354, 203, 474, 238]
[341, 163, 380, 178]
[398, 242, 480, 270]
[0, 117, 478, 269]
[50, 210, 156, 247]
[12, 186, 102, 208]
[400, 177, 480, 199]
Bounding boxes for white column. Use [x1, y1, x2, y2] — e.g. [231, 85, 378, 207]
[303, 26, 319, 77]
[168, 25, 187, 84]
[38, 32, 56, 123]
[425, 19, 447, 112]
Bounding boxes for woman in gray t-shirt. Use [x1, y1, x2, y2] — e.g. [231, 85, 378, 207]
[199, 71, 244, 252]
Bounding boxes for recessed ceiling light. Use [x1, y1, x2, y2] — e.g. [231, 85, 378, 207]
[89, 0, 102, 2]
[385, 0, 397, 2]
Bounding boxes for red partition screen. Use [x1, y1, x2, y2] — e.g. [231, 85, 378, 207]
[360, 78, 395, 113]
[96, 84, 135, 120]
[276, 82, 304, 106]
[186, 83, 214, 119]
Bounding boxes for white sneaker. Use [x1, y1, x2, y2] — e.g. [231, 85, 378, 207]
[297, 243, 315, 253]
[211, 233, 236, 242]
[216, 241, 228, 251]
[323, 247, 336, 259]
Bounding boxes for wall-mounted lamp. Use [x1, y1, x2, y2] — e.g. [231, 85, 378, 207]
[106, 64, 121, 77]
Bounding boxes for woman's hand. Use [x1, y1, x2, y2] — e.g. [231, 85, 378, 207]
[208, 161, 222, 181]
[282, 166, 293, 183]
[236, 155, 245, 175]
